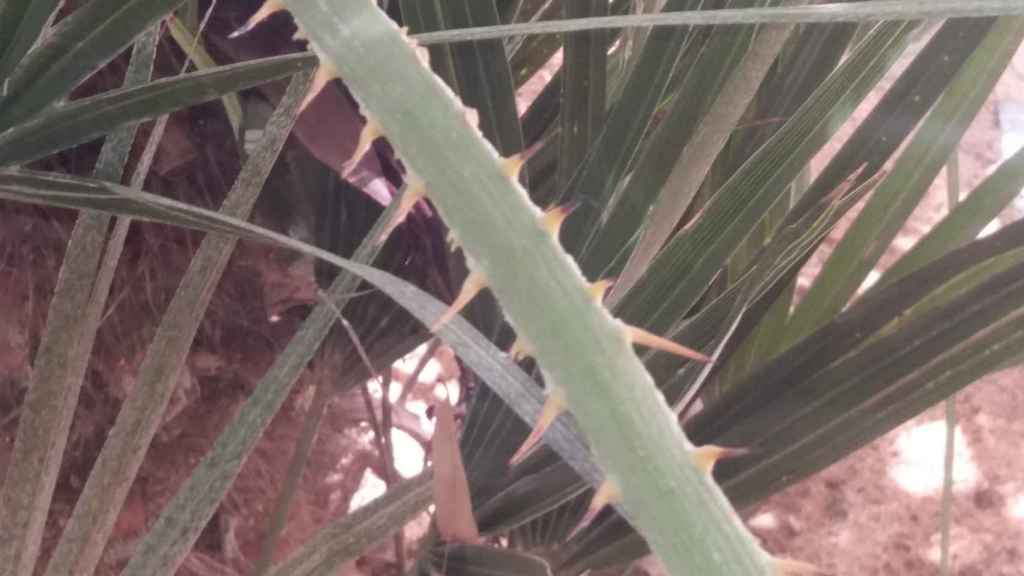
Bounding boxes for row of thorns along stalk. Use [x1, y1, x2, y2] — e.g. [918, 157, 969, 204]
[231, 2, 821, 573]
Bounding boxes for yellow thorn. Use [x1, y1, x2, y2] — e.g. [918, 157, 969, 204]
[501, 140, 548, 184]
[507, 337, 532, 362]
[588, 278, 616, 304]
[587, 480, 622, 518]
[568, 479, 622, 539]
[377, 176, 426, 243]
[299, 61, 339, 112]
[431, 270, 488, 332]
[626, 326, 710, 363]
[509, 389, 566, 466]
[692, 445, 751, 474]
[539, 201, 578, 240]
[502, 154, 526, 182]
[229, 0, 285, 38]
[344, 118, 383, 177]
[589, 277, 707, 362]
[446, 230, 460, 252]
[774, 558, 829, 575]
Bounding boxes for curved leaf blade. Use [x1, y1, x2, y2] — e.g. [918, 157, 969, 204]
[557, 0, 607, 190]
[0, 53, 314, 167]
[581, 12, 763, 278]
[41, 68, 312, 576]
[558, 0, 703, 255]
[880, 143, 1024, 287]
[0, 0, 185, 131]
[786, 18, 994, 230]
[165, 14, 244, 140]
[442, 0, 525, 159]
[689, 216, 1024, 444]
[786, 16, 1024, 339]
[0, 0, 62, 81]
[616, 21, 915, 333]
[267, 473, 433, 576]
[607, 13, 794, 295]
[476, 461, 589, 537]
[0, 166, 606, 561]
[0, 28, 161, 576]
[411, 0, 1024, 45]
[431, 543, 553, 576]
[718, 256, 1024, 509]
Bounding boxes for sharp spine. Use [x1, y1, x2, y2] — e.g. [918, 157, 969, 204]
[432, 269, 488, 331]
[692, 445, 751, 474]
[229, 0, 284, 38]
[568, 479, 622, 539]
[509, 389, 567, 466]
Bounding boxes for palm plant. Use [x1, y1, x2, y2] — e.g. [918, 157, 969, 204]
[2, 1, 1024, 575]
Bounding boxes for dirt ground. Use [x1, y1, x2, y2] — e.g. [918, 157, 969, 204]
[752, 368, 1024, 576]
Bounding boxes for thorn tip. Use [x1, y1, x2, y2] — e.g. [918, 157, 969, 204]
[446, 230, 460, 252]
[229, 0, 285, 38]
[541, 202, 578, 240]
[344, 118, 383, 177]
[692, 445, 751, 474]
[502, 154, 527, 182]
[508, 338, 531, 362]
[509, 390, 566, 466]
[588, 278, 616, 303]
[626, 327, 710, 362]
[432, 270, 487, 331]
[378, 177, 426, 243]
[568, 480, 621, 539]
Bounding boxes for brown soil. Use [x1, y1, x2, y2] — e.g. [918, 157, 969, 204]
[754, 368, 1024, 576]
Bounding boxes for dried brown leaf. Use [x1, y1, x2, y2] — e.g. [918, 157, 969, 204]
[431, 400, 479, 544]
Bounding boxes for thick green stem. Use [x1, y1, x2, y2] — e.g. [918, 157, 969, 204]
[285, 2, 773, 574]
